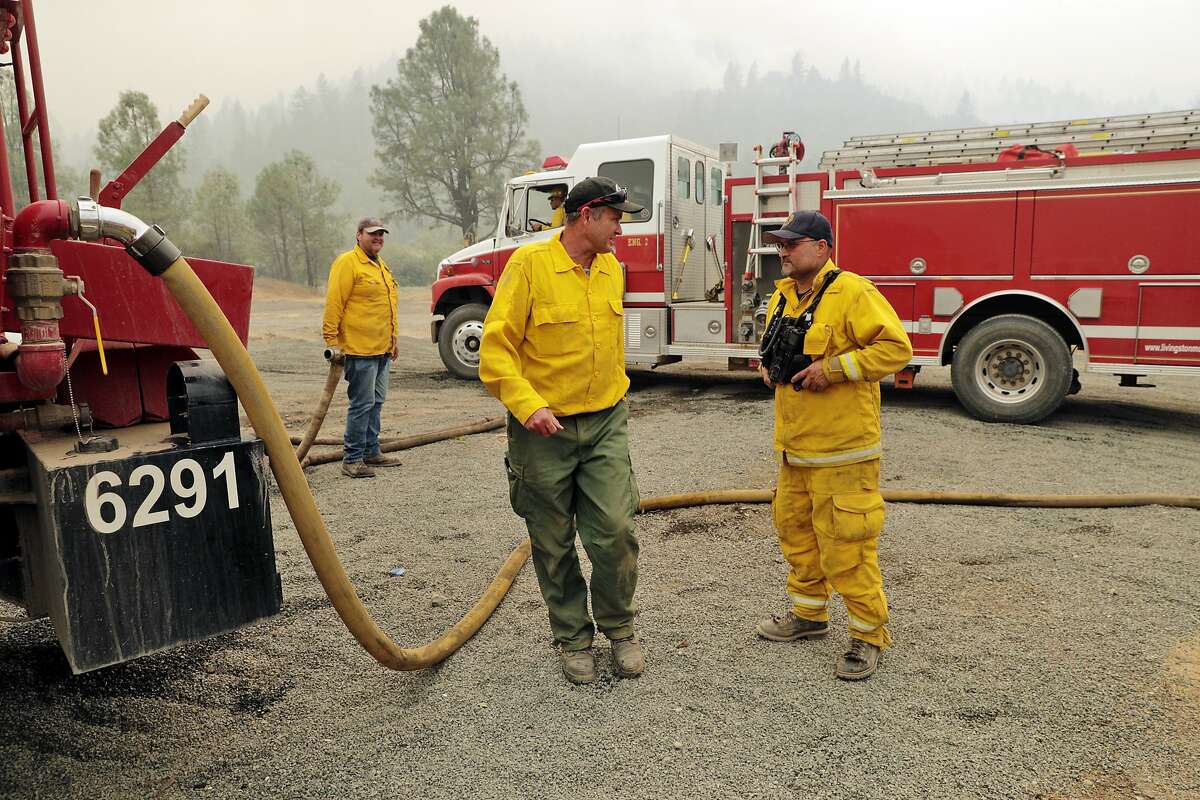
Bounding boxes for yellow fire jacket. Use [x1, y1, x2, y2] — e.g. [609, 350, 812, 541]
[321, 245, 398, 356]
[479, 231, 629, 423]
[768, 259, 912, 466]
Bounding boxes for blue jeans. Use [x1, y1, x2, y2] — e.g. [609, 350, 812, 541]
[343, 354, 390, 463]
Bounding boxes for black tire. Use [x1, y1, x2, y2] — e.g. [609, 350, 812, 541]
[437, 303, 488, 380]
[950, 314, 1073, 424]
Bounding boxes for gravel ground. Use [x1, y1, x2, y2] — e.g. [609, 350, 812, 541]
[2, 284, 1198, 800]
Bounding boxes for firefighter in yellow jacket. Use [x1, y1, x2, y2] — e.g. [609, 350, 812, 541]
[321, 217, 400, 479]
[530, 185, 567, 232]
[755, 210, 912, 680]
[479, 177, 645, 686]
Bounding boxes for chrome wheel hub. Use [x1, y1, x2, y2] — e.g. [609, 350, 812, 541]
[974, 338, 1044, 404]
[452, 320, 483, 368]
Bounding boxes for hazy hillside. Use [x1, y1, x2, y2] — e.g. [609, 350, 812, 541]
[41, 43, 1196, 284]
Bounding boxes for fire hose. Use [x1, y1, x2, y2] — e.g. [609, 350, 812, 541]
[292, 348, 343, 464]
[296, 417, 504, 467]
[106, 256, 1200, 667]
[44, 198, 526, 670]
[290, 351, 505, 467]
[159, 255, 533, 670]
[639, 489, 1200, 512]
[42, 199, 1199, 672]
[283, 361, 1197, 510]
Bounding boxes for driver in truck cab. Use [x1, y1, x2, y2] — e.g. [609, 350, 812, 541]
[530, 185, 567, 232]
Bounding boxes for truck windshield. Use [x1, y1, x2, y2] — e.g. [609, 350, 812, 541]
[505, 186, 528, 237]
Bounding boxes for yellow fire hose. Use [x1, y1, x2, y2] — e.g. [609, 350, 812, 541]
[293, 351, 343, 465]
[639, 489, 1200, 511]
[283, 366, 1199, 511]
[288, 417, 503, 450]
[160, 256, 529, 670]
[289, 354, 504, 467]
[155, 255, 1200, 673]
[298, 418, 505, 467]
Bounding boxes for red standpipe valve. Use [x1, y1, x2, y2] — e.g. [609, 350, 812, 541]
[8, 199, 76, 393]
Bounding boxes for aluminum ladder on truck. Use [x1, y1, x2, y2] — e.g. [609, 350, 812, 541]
[818, 108, 1200, 170]
[740, 142, 802, 340]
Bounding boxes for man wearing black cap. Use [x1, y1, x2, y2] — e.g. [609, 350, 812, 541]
[322, 217, 401, 479]
[479, 177, 646, 685]
[754, 210, 912, 680]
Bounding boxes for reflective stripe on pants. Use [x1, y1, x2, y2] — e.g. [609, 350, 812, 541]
[773, 458, 892, 649]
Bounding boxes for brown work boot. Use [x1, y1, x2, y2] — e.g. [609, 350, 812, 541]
[341, 461, 376, 479]
[755, 610, 829, 642]
[561, 648, 595, 685]
[364, 454, 401, 467]
[610, 635, 645, 678]
[836, 638, 882, 681]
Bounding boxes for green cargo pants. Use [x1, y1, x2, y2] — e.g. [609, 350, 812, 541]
[504, 400, 640, 650]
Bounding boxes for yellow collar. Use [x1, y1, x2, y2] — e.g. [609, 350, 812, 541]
[775, 258, 838, 303]
[551, 231, 612, 275]
[353, 244, 388, 268]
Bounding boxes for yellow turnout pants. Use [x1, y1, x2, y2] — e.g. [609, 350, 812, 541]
[773, 458, 891, 649]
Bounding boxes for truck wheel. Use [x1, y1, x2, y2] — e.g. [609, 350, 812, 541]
[950, 314, 1073, 424]
[437, 303, 488, 380]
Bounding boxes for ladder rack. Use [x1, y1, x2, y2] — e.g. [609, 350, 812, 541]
[738, 144, 802, 340]
[745, 145, 800, 278]
[819, 108, 1200, 171]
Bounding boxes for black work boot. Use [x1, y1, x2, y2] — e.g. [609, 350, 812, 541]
[755, 610, 829, 642]
[836, 638, 882, 680]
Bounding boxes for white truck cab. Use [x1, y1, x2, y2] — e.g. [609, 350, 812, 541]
[432, 135, 730, 378]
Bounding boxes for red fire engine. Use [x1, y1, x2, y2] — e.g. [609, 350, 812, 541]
[432, 110, 1200, 423]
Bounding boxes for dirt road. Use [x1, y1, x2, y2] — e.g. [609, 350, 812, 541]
[2, 281, 1198, 799]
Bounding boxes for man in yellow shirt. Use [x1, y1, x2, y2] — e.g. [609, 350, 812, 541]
[755, 210, 912, 680]
[322, 218, 401, 479]
[547, 186, 566, 229]
[530, 185, 566, 232]
[479, 177, 644, 686]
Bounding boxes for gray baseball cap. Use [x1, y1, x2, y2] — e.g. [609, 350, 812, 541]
[357, 217, 389, 234]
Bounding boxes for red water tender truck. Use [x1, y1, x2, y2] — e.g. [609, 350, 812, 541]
[431, 110, 1200, 424]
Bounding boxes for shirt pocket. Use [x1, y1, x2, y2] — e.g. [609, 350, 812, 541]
[604, 299, 625, 349]
[531, 302, 582, 355]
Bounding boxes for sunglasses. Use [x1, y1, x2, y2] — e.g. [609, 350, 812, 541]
[578, 185, 629, 212]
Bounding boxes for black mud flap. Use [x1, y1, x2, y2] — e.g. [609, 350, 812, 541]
[19, 423, 280, 673]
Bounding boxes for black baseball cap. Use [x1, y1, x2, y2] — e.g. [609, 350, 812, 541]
[763, 210, 833, 247]
[564, 176, 645, 215]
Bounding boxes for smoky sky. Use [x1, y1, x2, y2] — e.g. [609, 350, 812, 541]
[33, 0, 1200, 134]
